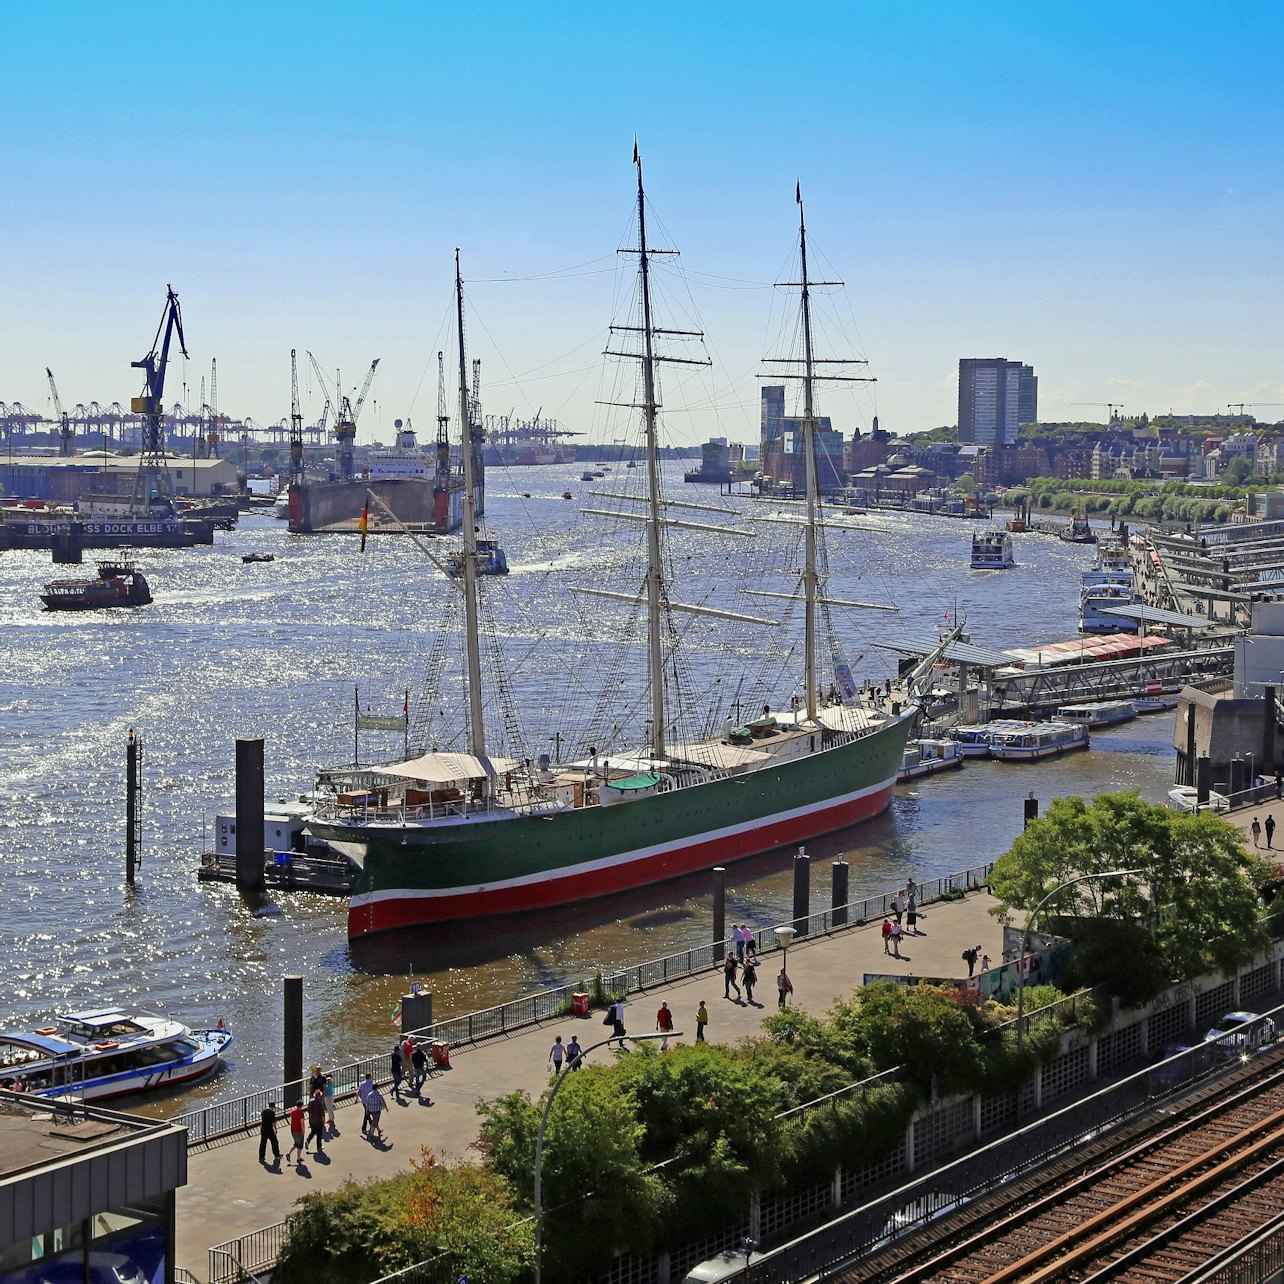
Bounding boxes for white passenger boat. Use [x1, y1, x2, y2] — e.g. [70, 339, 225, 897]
[988, 720, 1090, 761]
[0, 1008, 231, 1102]
[1080, 581, 1139, 633]
[970, 529, 1015, 570]
[898, 738, 965, 781]
[950, 719, 1033, 758]
[1055, 699, 1138, 728]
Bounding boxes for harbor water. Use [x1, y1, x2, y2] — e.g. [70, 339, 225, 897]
[0, 465, 1179, 1106]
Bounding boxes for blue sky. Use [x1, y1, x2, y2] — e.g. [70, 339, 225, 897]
[3, 1, 1283, 445]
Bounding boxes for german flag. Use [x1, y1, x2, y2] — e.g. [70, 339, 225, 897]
[359, 499, 369, 553]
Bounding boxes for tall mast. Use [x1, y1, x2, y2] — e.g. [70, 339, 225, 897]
[797, 187, 820, 721]
[456, 249, 485, 758]
[635, 149, 667, 761]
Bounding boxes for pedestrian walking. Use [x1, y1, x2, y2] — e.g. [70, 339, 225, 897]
[610, 998, 627, 1045]
[308, 1064, 326, 1097]
[777, 969, 793, 1009]
[881, 917, 892, 954]
[890, 893, 903, 925]
[366, 1086, 387, 1139]
[286, 1099, 306, 1164]
[723, 951, 741, 1000]
[402, 1034, 415, 1066]
[734, 925, 746, 963]
[357, 1072, 375, 1135]
[981, 953, 992, 974]
[391, 1044, 405, 1099]
[1252, 817, 1262, 847]
[566, 1035, 583, 1069]
[890, 920, 903, 958]
[1268, 814, 1277, 849]
[323, 1074, 336, 1131]
[548, 1035, 566, 1075]
[696, 1000, 709, 1042]
[258, 1100, 281, 1165]
[1276, 771, 1282, 800]
[306, 1088, 326, 1155]
[411, 1042, 429, 1098]
[962, 945, 979, 977]
[907, 893, 920, 934]
[742, 958, 758, 1004]
[906, 876, 918, 901]
[656, 1001, 674, 1050]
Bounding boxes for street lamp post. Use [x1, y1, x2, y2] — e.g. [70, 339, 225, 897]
[1016, 868, 1142, 1051]
[533, 1031, 674, 1284]
[774, 925, 796, 1005]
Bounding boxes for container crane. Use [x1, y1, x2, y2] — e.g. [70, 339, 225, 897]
[306, 353, 378, 482]
[46, 368, 73, 456]
[289, 349, 305, 488]
[1070, 402, 1123, 422]
[129, 285, 188, 514]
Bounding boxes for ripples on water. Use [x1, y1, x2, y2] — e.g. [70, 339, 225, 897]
[0, 469, 1177, 1100]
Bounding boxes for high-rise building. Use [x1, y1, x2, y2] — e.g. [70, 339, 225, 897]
[760, 386, 842, 492]
[958, 359, 1037, 445]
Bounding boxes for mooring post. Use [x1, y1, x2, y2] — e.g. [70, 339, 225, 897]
[793, 847, 810, 936]
[712, 866, 726, 952]
[125, 728, 139, 885]
[401, 986, 433, 1036]
[284, 974, 304, 1105]
[831, 858, 849, 927]
[235, 737, 266, 892]
[1196, 754, 1211, 807]
[1023, 793, 1039, 828]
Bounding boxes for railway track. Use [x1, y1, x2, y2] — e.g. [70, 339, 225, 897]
[833, 1048, 1284, 1283]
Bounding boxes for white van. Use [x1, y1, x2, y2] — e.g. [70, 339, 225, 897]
[683, 1247, 763, 1283]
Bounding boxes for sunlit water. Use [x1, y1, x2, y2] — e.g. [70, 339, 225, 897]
[0, 466, 1175, 1106]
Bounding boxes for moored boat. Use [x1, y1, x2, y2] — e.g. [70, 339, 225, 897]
[445, 536, 509, 577]
[1080, 581, 1138, 633]
[1055, 699, 1138, 727]
[40, 559, 152, 610]
[1060, 511, 1098, 544]
[988, 720, 1090, 760]
[898, 738, 964, 780]
[306, 159, 917, 940]
[0, 1007, 231, 1102]
[950, 719, 1035, 758]
[970, 529, 1015, 570]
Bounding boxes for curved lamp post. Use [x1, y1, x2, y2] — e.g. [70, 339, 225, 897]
[533, 1031, 673, 1284]
[1016, 868, 1142, 1050]
[774, 925, 796, 1003]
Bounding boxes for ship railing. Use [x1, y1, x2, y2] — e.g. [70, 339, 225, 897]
[173, 862, 993, 1145]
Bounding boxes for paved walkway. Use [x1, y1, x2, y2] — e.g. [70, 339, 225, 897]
[1229, 795, 1284, 863]
[177, 891, 1001, 1280]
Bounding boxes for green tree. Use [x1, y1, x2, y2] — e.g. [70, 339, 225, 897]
[989, 793, 1272, 997]
[956, 472, 975, 493]
[1223, 455, 1254, 485]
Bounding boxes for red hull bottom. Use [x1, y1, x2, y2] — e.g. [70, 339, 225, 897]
[348, 781, 895, 938]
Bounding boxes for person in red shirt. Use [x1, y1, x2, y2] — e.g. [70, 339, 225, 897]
[655, 1000, 674, 1050]
[287, 1099, 306, 1165]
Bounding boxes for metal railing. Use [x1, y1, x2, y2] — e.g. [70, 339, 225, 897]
[172, 862, 994, 1144]
[208, 1222, 293, 1284]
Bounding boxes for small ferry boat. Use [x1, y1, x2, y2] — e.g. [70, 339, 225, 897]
[241, 552, 276, 563]
[0, 1007, 231, 1101]
[1080, 581, 1138, 633]
[988, 720, 1090, 761]
[1054, 699, 1138, 728]
[445, 537, 510, 577]
[580, 470, 596, 481]
[1134, 688, 1179, 713]
[41, 560, 152, 611]
[970, 529, 1015, 570]
[1060, 511, 1098, 544]
[898, 738, 964, 781]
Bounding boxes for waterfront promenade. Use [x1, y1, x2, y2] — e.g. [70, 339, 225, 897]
[176, 890, 1001, 1280]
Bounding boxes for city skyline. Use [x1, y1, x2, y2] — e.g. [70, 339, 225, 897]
[2, 2, 1283, 446]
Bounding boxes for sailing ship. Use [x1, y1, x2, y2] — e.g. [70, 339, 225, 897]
[307, 155, 916, 940]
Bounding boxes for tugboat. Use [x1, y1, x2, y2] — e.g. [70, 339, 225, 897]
[41, 559, 152, 611]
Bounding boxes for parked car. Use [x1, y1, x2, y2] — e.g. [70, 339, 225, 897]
[1203, 1010, 1278, 1060]
[15, 1253, 147, 1284]
[1148, 1041, 1211, 1090]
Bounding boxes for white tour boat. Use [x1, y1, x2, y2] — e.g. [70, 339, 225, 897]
[898, 738, 965, 781]
[970, 529, 1015, 570]
[988, 720, 1090, 761]
[1054, 699, 1138, 728]
[0, 1007, 231, 1102]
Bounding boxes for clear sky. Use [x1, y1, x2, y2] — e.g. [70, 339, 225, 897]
[3, 1, 1283, 446]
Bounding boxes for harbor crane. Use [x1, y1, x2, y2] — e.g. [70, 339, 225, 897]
[306, 353, 379, 483]
[1229, 403, 1284, 421]
[130, 285, 188, 514]
[288, 349, 305, 489]
[46, 368, 73, 456]
[1070, 402, 1123, 422]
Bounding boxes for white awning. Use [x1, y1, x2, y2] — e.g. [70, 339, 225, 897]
[376, 752, 519, 783]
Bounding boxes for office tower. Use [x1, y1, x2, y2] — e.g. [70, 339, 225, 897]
[958, 359, 1036, 445]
